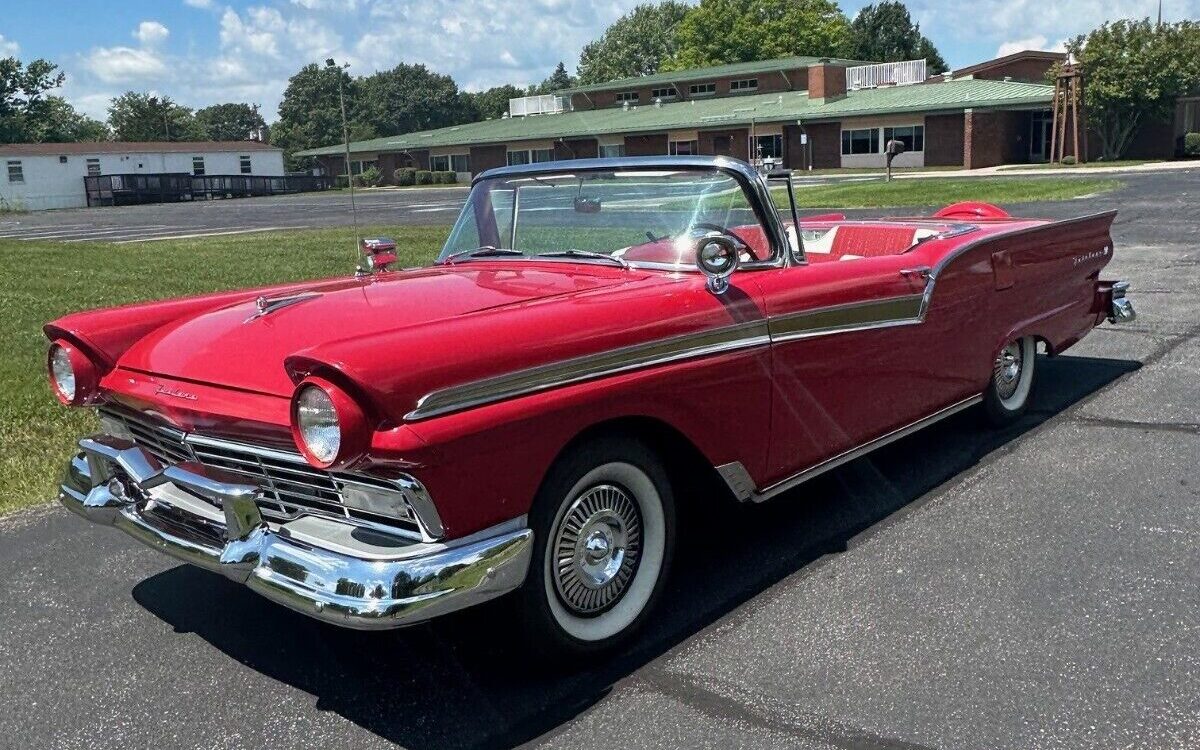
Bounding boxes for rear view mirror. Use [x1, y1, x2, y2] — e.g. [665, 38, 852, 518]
[574, 196, 601, 214]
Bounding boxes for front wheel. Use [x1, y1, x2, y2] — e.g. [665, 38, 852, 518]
[517, 436, 675, 656]
[983, 336, 1037, 426]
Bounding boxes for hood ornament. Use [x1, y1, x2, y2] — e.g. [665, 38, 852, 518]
[245, 292, 319, 323]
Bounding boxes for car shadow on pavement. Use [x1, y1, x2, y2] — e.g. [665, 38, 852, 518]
[132, 354, 1138, 750]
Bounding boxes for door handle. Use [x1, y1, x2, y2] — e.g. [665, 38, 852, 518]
[900, 266, 932, 280]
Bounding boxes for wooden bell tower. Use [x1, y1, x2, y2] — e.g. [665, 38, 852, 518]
[1050, 63, 1086, 164]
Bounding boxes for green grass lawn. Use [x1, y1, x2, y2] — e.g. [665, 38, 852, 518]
[0, 224, 448, 516]
[780, 176, 1120, 209]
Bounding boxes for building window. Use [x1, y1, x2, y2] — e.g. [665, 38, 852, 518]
[86, 158, 101, 176]
[239, 155, 252, 174]
[430, 154, 451, 171]
[507, 150, 531, 166]
[192, 156, 206, 176]
[350, 160, 376, 175]
[651, 86, 678, 100]
[532, 148, 555, 163]
[883, 125, 924, 152]
[755, 134, 784, 159]
[730, 78, 758, 92]
[669, 140, 698, 156]
[450, 154, 470, 173]
[6, 160, 23, 183]
[689, 82, 717, 96]
[615, 91, 639, 104]
[599, 144, 625, 158]
[841, 128, 880, 155]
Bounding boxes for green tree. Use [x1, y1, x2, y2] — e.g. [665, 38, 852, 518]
[33, 97, 110, 142]
[666, 0, 851, 70]
[1066, 19, 1200, 159]
[107, 92, 205, 141]
[0, 56, 66, 143]
[356, 62, 471, 136]
[530, 61, 575, 94]
[464, 84, 526, 119]
[271, 62, 359, 170]
[846, 1, 946, 72]
[196, 102, 267, 141]
[577, 2, 691, 84]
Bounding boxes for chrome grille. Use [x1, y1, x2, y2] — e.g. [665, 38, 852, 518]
[99, 406, 422, 536]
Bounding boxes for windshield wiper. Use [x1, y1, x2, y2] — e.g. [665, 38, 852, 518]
[540, 249, 630, 269]
[440, 246, 525, 265]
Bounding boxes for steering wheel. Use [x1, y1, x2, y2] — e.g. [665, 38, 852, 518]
[689, 222, 754, 258]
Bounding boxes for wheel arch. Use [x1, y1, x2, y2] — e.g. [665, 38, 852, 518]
[539, 415, 734, 508]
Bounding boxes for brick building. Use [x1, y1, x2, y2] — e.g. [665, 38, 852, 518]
[297, 51, 1185, 180]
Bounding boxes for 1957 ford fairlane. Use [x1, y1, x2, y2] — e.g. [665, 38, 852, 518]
[48, 156, 1135, 654]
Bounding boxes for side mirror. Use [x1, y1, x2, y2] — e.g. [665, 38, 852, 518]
[360, 236, 398, 273]
[696, 235, 739, 294]
[574, 196, 601, 214]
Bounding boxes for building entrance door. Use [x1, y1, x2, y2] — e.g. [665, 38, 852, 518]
[1029, 110, 1053, 162]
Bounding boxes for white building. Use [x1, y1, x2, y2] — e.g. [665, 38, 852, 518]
[0, 141, 286, 211]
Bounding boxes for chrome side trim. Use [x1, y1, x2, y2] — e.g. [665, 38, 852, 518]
[768, 293, 927, 344]
[407, 320, 772, 421]
[718, 394, 984, 503]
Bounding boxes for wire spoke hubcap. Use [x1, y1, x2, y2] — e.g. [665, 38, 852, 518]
[993, 342, 1023, 400]
[552, 484, 642, 616]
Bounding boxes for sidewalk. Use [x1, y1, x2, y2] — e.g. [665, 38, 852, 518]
[793, 159, 1200, 182]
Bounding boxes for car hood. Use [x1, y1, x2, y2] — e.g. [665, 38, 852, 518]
[118, 263, 643, 397]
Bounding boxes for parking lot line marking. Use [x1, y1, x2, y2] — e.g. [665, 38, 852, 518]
[0, 225, 110, 238]
[15, 226, 175, 241]
[114, 226, 306, 243]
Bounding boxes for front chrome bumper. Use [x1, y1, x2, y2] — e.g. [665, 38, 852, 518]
[60, 435, 532, 630]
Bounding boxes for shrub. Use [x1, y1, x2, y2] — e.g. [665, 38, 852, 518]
[393, 167, 416, 186]
[1185, 132, 1200, 157]
[352, 166, 382, 187]
[415, 170, 434, 185]
[333, 175, 349, 189]
[1059, 155, 1077, 165]
[434, 170, 457, 184]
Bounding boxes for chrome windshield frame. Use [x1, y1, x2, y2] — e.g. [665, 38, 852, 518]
[442, 156, 791, 272]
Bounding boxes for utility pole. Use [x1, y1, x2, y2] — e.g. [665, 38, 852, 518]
[327, 58, 361, 267]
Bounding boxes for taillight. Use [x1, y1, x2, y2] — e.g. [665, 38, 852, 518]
[47, 340, 100, 406]
[290, 376, 369, 468]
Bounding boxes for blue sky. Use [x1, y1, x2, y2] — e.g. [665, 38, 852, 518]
[1, 0, 1193, 122]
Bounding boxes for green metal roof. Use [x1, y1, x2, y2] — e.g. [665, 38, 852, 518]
[296, 78, 1053, 158]
[558, 55, 870, 95]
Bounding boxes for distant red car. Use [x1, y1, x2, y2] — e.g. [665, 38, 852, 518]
[50, 156, 1134, 653]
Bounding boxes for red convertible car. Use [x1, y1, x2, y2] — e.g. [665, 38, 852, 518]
[50, 156, 1134, 653]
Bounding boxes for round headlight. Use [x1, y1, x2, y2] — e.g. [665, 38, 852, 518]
[47, 340, 100, 406]
[296, 386, 340, 464]
[50, 345, 76, 403]
[290, 377, 370, 469]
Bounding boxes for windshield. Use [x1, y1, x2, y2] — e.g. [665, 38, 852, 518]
[438, 167, 776, 269]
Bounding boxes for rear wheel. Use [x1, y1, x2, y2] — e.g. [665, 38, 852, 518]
[518, 436, 675, 656]
[983, 336, 1037, 426]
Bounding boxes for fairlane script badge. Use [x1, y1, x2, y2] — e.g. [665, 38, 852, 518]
[155, 384, 198, 401]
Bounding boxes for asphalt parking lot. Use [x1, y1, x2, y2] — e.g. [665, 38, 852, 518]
[0, 169, 1197, 749]
[0, 186, 468, 242]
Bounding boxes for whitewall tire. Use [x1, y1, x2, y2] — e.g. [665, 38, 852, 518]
[984, 336, 1037, 425]
[519, 437, 675, 655]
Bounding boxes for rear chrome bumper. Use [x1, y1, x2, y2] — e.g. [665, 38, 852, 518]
[60, 435, 532, 630]
[1107, 280, 1136, 324]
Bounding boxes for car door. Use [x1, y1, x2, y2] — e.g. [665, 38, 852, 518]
[752, 250, 949, 487]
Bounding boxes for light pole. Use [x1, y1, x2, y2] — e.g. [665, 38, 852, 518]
[326, 58, 361, 266]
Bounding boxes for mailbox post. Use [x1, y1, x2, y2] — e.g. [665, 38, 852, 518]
[885, 139, 906, 182]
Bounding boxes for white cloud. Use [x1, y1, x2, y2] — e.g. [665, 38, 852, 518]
[84, 46, 167, 83]
[0, 33, 19, 57]
[183, 0, 214, 8]
[134, 21, 170, 47]
[996, 35, 1067, 57]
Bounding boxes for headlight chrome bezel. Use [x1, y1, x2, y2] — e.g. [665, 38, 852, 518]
[290, 376, 369, 469]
